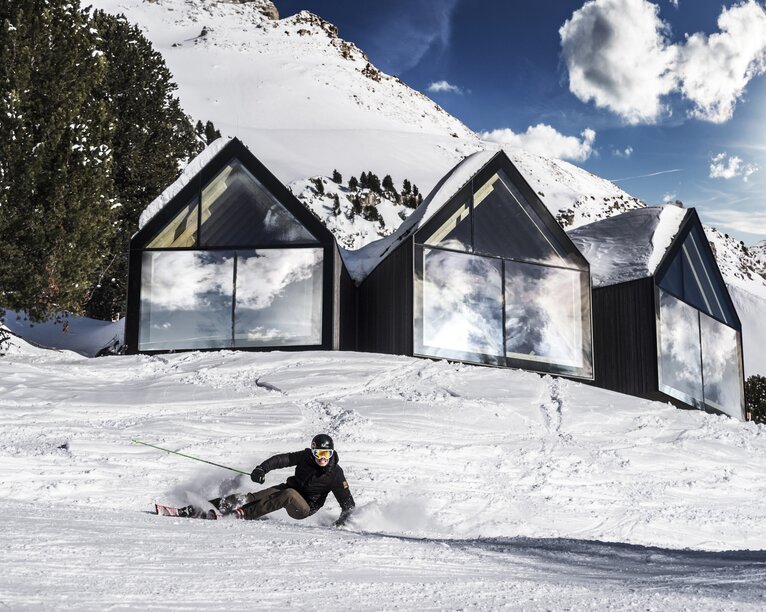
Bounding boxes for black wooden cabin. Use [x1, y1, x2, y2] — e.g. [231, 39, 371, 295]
[351, 150, 594, 379]
[568, 206, 745, 420]
[125, 138, 355, 353]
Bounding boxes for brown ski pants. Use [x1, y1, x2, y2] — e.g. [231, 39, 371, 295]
[213, 487, 311, 521]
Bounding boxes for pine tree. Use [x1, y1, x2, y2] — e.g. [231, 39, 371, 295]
[310, 177, 324, 195]
[0, 0, 116, 320]
[366, 172, 381, 195]
[348, 176, 359, 191]
[360, 171, 368, 189]
[332, 193, 341, 216]
[351, 194, 363, 216]
[402, 179, 412, 194]
[195, 120, 221, 146]
[382, 174, 395, 195]
[332, 169, 342, 184]
[84, 10, 201, 319]
[746, 375, 766, 423]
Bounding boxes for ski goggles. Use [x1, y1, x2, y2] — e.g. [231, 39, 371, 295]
[312, 449, 334, 460]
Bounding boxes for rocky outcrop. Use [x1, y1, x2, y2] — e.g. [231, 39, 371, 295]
[222, 0, 279, 20]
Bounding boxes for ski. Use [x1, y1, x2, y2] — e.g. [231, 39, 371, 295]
[154, 503, 218, 520]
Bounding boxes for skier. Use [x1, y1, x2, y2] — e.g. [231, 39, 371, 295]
[179, 434, 355, 526]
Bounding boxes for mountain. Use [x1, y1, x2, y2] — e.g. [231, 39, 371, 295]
[85, 0, 766, 375]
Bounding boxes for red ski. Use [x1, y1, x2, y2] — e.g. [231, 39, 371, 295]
[155, 503, 218, 520]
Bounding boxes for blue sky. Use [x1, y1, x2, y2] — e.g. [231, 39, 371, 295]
[274, 0, 766, 244]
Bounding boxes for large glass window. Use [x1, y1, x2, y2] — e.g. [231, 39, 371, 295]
[700, 313, 744, 418]
[139, 251, 234, 351]
[658, 290, 703, 406]
[415, 247, 504, 365]
[138, 248, 324, 351]
[235, 249, 323, 347]
[413, 161, 593, 377]
[504, 261, 592, 375]
[658, 289, 744, 417]
[200, 160, 317, 247]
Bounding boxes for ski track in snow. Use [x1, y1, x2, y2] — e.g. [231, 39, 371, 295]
[2, 344, 766, 608]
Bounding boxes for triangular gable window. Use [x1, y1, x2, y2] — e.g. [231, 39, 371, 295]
[472, 170, 580, 267]
[657, 224, 736, 325]
[200, 159, 318, 247]
[418, 167, 583, 269]
[147, 195, 199, 249]
[145, 158, 319, 249]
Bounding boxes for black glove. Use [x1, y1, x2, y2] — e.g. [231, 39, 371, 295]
[334, 508, 353, 527]
[250, 466, 266, 484]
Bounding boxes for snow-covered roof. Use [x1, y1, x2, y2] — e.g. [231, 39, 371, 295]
[567, 205, 689, 288]
[138, 138, 231, 230]
[341, 149, 499, 283]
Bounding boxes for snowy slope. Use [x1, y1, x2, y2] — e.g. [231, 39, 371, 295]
[2, 336, 766, 608]
[88, 0, 481, 192]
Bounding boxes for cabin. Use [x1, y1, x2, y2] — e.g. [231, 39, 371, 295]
[348, 150, 594, 379]
[124, 138, 355, 353]
[568, 205, 745, 420]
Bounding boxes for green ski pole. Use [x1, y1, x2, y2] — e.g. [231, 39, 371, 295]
[131, 439, 250, 476]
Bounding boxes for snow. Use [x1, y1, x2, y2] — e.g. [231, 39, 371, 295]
[2, 334, 766, 608]
[567, 205, 687, 287]
[729, 284, 766, 377]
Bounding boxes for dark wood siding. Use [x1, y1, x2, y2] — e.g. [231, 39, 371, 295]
[338, 250, 358, 351]
[591, 277, 658, 397]
[357, 237, 413, 355]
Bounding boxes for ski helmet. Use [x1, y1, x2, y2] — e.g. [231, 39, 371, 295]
[311, 433, 334, 450]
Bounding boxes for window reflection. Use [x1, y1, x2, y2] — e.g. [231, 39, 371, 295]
[147, 196, 199, 248]
[658, 290, 703, 405]
[234, 249, 323, 347]
[139, 251, 234, 350]
[415, 247, 504, 364]
[200, 159, 317, 247]
[658, 225, 736, 326]
[505, 261, 591, 374]
[473, 170, 576, 267]
[422, 187, 472, 251]
[700, 313, 743, 418]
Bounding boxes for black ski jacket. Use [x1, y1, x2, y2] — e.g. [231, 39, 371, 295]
[258, 449, 355, 517]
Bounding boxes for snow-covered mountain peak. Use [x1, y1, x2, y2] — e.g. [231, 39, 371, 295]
[503, 147, 645, 229]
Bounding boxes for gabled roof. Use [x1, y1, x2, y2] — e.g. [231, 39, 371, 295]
[343, 148, 594, 284]
[567, 205, 688, 288]
[132, 137, 335, 249]
[340, 149, 498, 283]
[138, 138, 230, 230]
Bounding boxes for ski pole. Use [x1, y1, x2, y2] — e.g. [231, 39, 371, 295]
[131, 439, 250, 476]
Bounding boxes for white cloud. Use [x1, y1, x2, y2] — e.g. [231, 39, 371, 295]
[669, 0, 679, 8]
[663, 192, 677, 203]
[479, 124, 596, 162]
[559, 0, 676, 124]
[559, 0, 766, 124]
[613, 146, 634, 158]
[427, 80, 463, 94]
[709, 152, 759, 181]
[702, 209, 766, 235]
[675, 1, 766, 123]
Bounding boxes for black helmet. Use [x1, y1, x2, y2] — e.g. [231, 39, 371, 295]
[311, 433, 334, 450]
